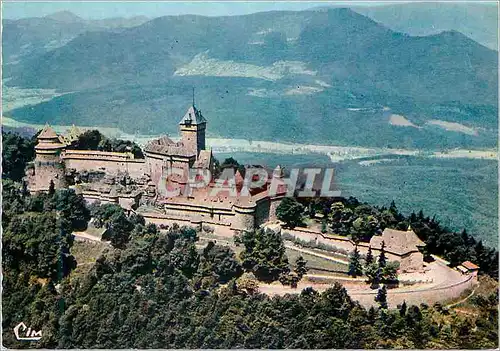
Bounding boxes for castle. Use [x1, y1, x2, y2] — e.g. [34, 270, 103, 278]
[27, 103, 287, 232]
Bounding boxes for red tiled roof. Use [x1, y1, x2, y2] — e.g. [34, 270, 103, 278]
[193, 149, 212, 169]
[144, 136, 195, 157]
[462, 261, 479, 270]
[38, 126, 59, 139]
[370, 228, 425, 256]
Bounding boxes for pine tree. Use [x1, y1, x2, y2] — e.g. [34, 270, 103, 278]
[375, 285, 388, 309]
[378, 241, 387, 268]
[48, 180, 55, 196]
[399, 300, 407, 316]
[367, 306, 377, 324]
[294, 256, 308, 279]
[348, 246, 363, 278]
[365, 246, 374, 265]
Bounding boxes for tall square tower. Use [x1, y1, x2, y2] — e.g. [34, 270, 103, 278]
[179, 105, 207, 156]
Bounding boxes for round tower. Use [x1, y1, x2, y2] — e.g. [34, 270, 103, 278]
[34, 126, 67, 192]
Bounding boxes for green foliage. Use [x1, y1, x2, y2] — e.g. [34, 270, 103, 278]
[276, 197, 305, 228]
[365, 246, 374, 265]
[70, 129, 144, 158]
[321, 219, 327, 233]
[294, 256, 308, 279]
[410, 212, 498, 278]
[3, 212, 75, 280]
[237, 229, 290, 282]
[196, 241, 243, 288]
[375, 285, 388, 309]
[378, 241, 387, 268]
[48, 179, 55, 195]
[213, 157, 246, 178]
[364, 262, 381, 287]
[2, 131, 36, 181]
[348, 246, 364, 278]
[381, 261, 400, 283]
[2, 179, 29, 227]
[101, 211, 135, 249]
[351, 215, 379, 242]
[49, 189, 91, 231]
[91, 203, 124, 228]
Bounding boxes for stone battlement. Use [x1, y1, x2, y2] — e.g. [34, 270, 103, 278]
[63, 149, 145, 163]
[29, 106, 286, 232]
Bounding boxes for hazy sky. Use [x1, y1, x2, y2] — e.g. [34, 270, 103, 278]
[2, 1, 396, 20]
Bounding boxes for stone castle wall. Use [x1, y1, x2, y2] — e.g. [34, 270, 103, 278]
[145, 153, 192, 186]
[282, 227, 417, 267]
[63, 150, 147, 179]
[34, 153, 66, 191]
[268, 196, 284, 221]
[233, 210, 255, 231]
[255, 199, 271, 227]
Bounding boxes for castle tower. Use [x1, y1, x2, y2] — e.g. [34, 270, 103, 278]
[34, 125, 67, 191]
[179, 103, 207, 157]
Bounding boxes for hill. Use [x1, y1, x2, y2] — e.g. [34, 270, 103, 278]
[351, 3, 498, 51]
[3, 8, 498, 149]
[2, 11, 149, 64]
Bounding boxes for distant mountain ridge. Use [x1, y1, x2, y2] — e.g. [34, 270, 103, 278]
[351, 3, 498, 51]
[2, 8, 498, 150]
[2, 11, 150, 64]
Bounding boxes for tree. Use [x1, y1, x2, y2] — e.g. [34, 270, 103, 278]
[236, 272, 260, 295]
[348, 246, 364, 278]
[196, 241, 243, 287]
[50, 189, 91, 231]
[92, 203, 124, 228]
[70, 129, 144, 158]
[101, 211, 134, 248]
[375, 285, 388, 309]
[2, 131, 36, 181]
[3, 212, 75, 280]
[276, 197, 305, 228]
[378, 241, 387, 268]
[381, 261, 400, 283]
[294, 256, 308, 279]
[216, 157, 245, 178]
[399, 300, 407, 316]
[365, 246, 374, 265]
[364, 262, 381, 288]
[237, 229, 289, 282]
[48, 179, 56, 196]
[351, 215, 379, 242]
[72, 129, 103, 150]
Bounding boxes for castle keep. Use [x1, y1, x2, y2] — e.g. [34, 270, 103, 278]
[27, 104, 287, 231]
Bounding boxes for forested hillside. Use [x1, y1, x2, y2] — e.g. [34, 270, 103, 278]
[2, 132, 498, 349]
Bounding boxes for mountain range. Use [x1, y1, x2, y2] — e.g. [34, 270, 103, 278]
[2, 7, 498, 150]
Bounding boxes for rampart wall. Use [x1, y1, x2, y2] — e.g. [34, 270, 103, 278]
[140, 211, 238, 238]
[63, 150, 147, 179]
[282, 226, 402, 261]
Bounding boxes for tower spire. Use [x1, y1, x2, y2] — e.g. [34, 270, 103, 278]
[192, 86, 195, 107]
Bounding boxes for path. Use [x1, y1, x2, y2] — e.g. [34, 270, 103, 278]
[446, 287, 477, 309]
[73, 231, 107, 243]
[284, 242, 349, 265]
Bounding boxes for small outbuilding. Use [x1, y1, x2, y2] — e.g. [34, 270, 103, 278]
[457, 261, 480, 275]
[369, 227, 426, 273]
